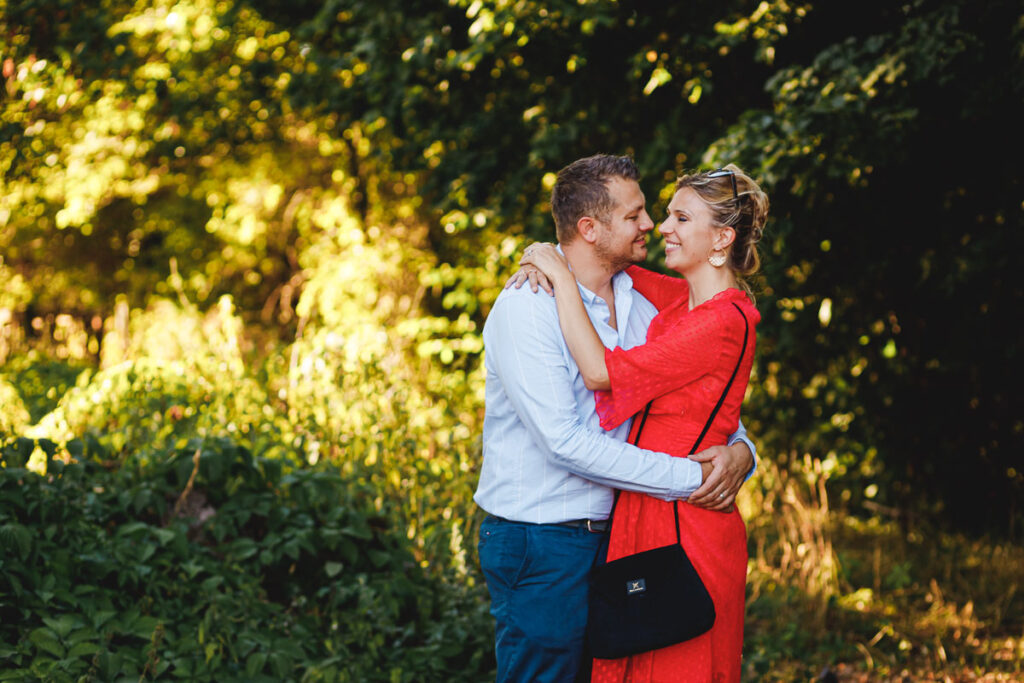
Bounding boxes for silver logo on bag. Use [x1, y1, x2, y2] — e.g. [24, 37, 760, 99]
[626, 578, 646, 595]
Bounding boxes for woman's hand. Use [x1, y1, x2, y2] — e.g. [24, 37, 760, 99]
[504, 264, 554, 295]
[519, 243, 571, 285]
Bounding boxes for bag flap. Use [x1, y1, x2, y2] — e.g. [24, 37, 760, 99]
[589, 544, 691, 603]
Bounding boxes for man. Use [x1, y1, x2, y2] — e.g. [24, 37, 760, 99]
[474, 154, 757, 682]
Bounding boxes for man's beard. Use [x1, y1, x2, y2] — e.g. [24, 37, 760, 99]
[594, 231, 644, 273]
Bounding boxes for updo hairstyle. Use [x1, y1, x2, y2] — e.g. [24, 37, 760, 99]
[675, 163, 769, 278]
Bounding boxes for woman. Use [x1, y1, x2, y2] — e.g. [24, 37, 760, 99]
[519, 164, 768, 682]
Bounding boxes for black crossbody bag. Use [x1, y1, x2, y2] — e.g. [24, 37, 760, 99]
[586, 302, 750, 660]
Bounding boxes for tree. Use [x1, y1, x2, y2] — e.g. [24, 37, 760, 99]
[270, 0, 1024, 531]
[3, 0, 1021, 532]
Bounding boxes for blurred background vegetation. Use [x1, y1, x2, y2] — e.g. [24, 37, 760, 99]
[1, 0, 1021, 680]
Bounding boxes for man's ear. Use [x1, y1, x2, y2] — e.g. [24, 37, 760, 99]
[577, 216, 599, 244]
[714, 226, 736, 251]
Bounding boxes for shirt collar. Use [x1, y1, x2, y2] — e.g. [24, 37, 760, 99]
[611, 268, 635, 298]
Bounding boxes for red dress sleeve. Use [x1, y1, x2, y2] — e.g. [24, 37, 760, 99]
[625, 265, 689, 312]
[594, 299, 747, 430]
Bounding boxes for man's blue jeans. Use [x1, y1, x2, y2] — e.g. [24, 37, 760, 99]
[478, 515, 606, 683]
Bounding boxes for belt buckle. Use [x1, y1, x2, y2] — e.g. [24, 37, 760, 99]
[586, 519, 597, 533]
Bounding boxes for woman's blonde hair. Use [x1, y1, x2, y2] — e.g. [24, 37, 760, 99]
[675, 163, 769, 280]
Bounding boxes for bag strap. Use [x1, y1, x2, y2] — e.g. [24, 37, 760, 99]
[594, 402, 653, 568]
[609, 301, 751, 547]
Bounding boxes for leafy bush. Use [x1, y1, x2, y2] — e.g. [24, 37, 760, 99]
[0, 378, 29, 437]
[29, 358, 275, 460]
[0, 354, 86, 425]
[0, 436, 494, 682]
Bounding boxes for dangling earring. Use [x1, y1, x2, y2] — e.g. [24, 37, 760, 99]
[708, 248, 727, 267]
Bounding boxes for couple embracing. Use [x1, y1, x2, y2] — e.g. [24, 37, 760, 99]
[474, 154, 769, 682]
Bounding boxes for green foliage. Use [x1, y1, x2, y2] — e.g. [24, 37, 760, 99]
[0, 354, 86, 424]
[1, 0, 334, 319]
[0, 377, 30, 437]
[5, 0, 1019, 533]
[706, 0, 1024, 530]
[279, 0, 803, 230]
[2, 0, 1023, 679]
[30, 357, 272, 460]
[0, 436, 493, 681]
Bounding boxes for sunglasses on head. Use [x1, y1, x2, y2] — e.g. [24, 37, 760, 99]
[707, 169, 738, 200]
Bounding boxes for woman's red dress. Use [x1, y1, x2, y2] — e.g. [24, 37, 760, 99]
[590, 266, 760, 683]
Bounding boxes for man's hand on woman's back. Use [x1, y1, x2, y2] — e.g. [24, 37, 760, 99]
[688, 442, 753, 512]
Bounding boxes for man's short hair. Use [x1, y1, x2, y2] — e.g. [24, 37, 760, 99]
[551, 154, 640, 244]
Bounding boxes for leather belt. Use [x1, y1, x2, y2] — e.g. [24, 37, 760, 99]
[556, 518, 609, 533]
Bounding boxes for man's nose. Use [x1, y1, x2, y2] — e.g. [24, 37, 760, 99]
[640, 211, 654, 231]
